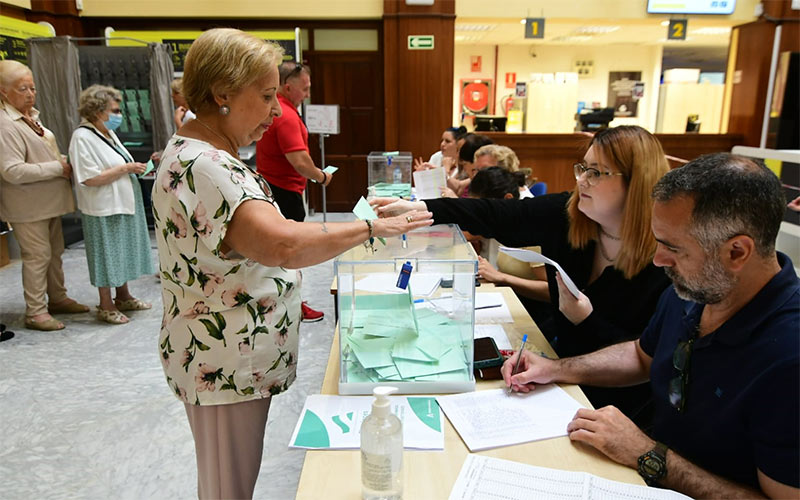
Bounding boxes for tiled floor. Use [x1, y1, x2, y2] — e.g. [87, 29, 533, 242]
[0, 212, 353, 500]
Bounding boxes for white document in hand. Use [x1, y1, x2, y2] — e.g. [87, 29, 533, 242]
[413, 167, 447, 200]
[498, 247, 581, 298]
[435, 385, 585, 451]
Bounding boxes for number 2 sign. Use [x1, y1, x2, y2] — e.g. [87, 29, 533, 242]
[668, 20, 687, 41]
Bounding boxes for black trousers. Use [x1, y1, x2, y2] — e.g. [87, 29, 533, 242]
[269, 184, 305, 222]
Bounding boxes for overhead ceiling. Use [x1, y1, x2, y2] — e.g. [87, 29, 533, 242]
[454, 17, 740, 47]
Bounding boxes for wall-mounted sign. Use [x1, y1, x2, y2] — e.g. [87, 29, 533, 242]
[109, 30, 298, 71]
[515, 81, 527, 98]
[470, 55, 482, 72]
[505, 72, 516, 88]
[668, 20, 688, 40]
[0, 16, 54, 64]
[408, 35, 434, 50]
[608, 71, 642, 117]
[525, 18, 545, 39]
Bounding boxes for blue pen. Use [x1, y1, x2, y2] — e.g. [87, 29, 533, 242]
[508, 334, 528, 394]
[402, 233, 408, 249]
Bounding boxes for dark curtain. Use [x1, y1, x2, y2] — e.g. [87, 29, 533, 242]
[25, 36, 81, 153]
[148, 43, 175, 151]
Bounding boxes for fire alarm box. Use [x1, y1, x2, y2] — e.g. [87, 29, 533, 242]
[460, 79, 493, 115]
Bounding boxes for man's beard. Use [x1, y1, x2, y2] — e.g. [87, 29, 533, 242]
[665, 256, 736, 304]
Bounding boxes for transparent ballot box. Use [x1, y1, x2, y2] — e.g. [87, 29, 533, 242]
[335, 224, 478, 395]
[367, 151, 412, 198]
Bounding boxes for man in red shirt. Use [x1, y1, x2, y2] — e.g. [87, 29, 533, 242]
[256, 62, 333, 322]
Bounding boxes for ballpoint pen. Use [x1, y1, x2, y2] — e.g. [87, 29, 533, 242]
[507, 334, 528, 394]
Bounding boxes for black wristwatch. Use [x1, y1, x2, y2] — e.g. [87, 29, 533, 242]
[637, 441, 668, 485]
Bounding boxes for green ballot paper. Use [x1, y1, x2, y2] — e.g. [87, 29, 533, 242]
[352, 197, 385, 245]
[323, 165, 338, 175]
[139, 159, 155, 178]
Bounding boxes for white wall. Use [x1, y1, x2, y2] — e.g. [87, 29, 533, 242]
[453, 44, 663, 132]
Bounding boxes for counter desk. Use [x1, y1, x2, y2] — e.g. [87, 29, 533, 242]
[295, 285, 643, 499]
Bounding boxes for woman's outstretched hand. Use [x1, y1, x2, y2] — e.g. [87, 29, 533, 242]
[372, 210, 433, 236]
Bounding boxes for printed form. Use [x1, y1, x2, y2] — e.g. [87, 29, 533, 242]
[436, 385, 585, 451]
[449, 455, 692, 500]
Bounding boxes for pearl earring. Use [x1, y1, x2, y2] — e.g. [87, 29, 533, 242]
[219, 105, 230, 115]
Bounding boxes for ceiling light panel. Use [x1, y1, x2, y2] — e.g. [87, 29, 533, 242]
[574, 26, 620, 34]
[455, 24, 497, 32]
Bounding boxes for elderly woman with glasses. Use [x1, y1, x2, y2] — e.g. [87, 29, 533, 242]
[0, 60, 89, 332]
[152, 28, 431, 499]
[68, 84, 154, 325]
[374, 125, 672, 426]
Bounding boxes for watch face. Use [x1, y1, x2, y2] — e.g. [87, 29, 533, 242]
[642, 455, 664, 476]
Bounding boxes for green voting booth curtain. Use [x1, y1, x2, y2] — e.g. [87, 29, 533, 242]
[25, 36, 81, 153]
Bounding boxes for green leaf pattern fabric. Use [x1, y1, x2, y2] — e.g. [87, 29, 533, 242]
[152, 136, 301, 406]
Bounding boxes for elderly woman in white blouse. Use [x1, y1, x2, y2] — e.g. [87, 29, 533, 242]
[0, 60, 89, 332]
[69, 84, 154, 325]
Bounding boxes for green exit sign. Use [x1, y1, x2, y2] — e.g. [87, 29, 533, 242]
[408, 35, 434, 50]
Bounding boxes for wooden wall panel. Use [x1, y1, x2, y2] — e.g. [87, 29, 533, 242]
[383, 0, 454, 159]
[483, 133, 744, 194]
[727, 21, 775, 146]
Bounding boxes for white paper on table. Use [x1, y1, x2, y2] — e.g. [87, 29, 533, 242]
[413, 166, 447, 200]
[449, 455, 692, 500]
[347, 272, 443, 296]
[423, 292, 513, 324]
[435, 386, 585, 451]
[290, 394, 444, 450]
[474, 324, 512, 350]
[499, 247, 581, 298]
[474, 292, 513, 324]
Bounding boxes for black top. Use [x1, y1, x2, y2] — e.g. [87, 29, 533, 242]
[426, 193, 671, 423]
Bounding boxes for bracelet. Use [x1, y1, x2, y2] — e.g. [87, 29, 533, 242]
[320, 171, 328, 184]
[364, 219, 374, 239]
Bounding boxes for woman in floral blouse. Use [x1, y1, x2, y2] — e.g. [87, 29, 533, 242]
[152, 28, 432, 500]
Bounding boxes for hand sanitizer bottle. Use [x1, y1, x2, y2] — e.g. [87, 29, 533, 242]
[361, 386, 403, 500]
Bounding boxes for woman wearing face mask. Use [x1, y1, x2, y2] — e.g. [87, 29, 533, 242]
[68, 84, 154, 325]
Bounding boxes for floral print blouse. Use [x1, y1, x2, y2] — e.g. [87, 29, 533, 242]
[153, 135, 301, 406]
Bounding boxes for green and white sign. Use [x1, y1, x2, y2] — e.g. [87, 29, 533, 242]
[290, 394, 444, 449]
[408, 35, 434, 50]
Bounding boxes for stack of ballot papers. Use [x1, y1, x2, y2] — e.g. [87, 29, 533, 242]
[435, 386, 586, 451]
[371, 182, 412, 198]
[340, 293, 472, 383]
[290, 394, 444, 450]
[449, 455, 692, 500]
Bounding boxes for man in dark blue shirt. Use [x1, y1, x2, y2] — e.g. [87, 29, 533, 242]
[502, 153, 799, 499]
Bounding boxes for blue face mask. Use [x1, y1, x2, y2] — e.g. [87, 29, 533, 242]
[104, 113, 123, 131]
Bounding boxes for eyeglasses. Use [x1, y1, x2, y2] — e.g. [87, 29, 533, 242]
[573, 162, 624, 186]
[282, 63, 306, 83]
[667, 336, 696, 413]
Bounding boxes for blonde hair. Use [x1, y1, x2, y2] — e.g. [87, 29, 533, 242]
[78, 84, 121, 121]
[170, 78, 183, 94]
[567, 126, 670, 279]
[474, 144, 520, 172]
[182, 28, 284, 113]
[0, 60, 33, 92]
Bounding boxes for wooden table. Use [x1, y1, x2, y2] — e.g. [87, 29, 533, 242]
[296, 286, 643, 499]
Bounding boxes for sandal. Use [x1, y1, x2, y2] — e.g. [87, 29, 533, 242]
[97, 308, 129, 325]
[25, 316, 65, 331]
[114, 298, 152, 312]
[48, 300, 90, 314]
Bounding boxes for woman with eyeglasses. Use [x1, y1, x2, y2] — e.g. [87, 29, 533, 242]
[0, 60, 90, 332]
[374, 125, 672, 426]
[68, 84, 154, 325]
